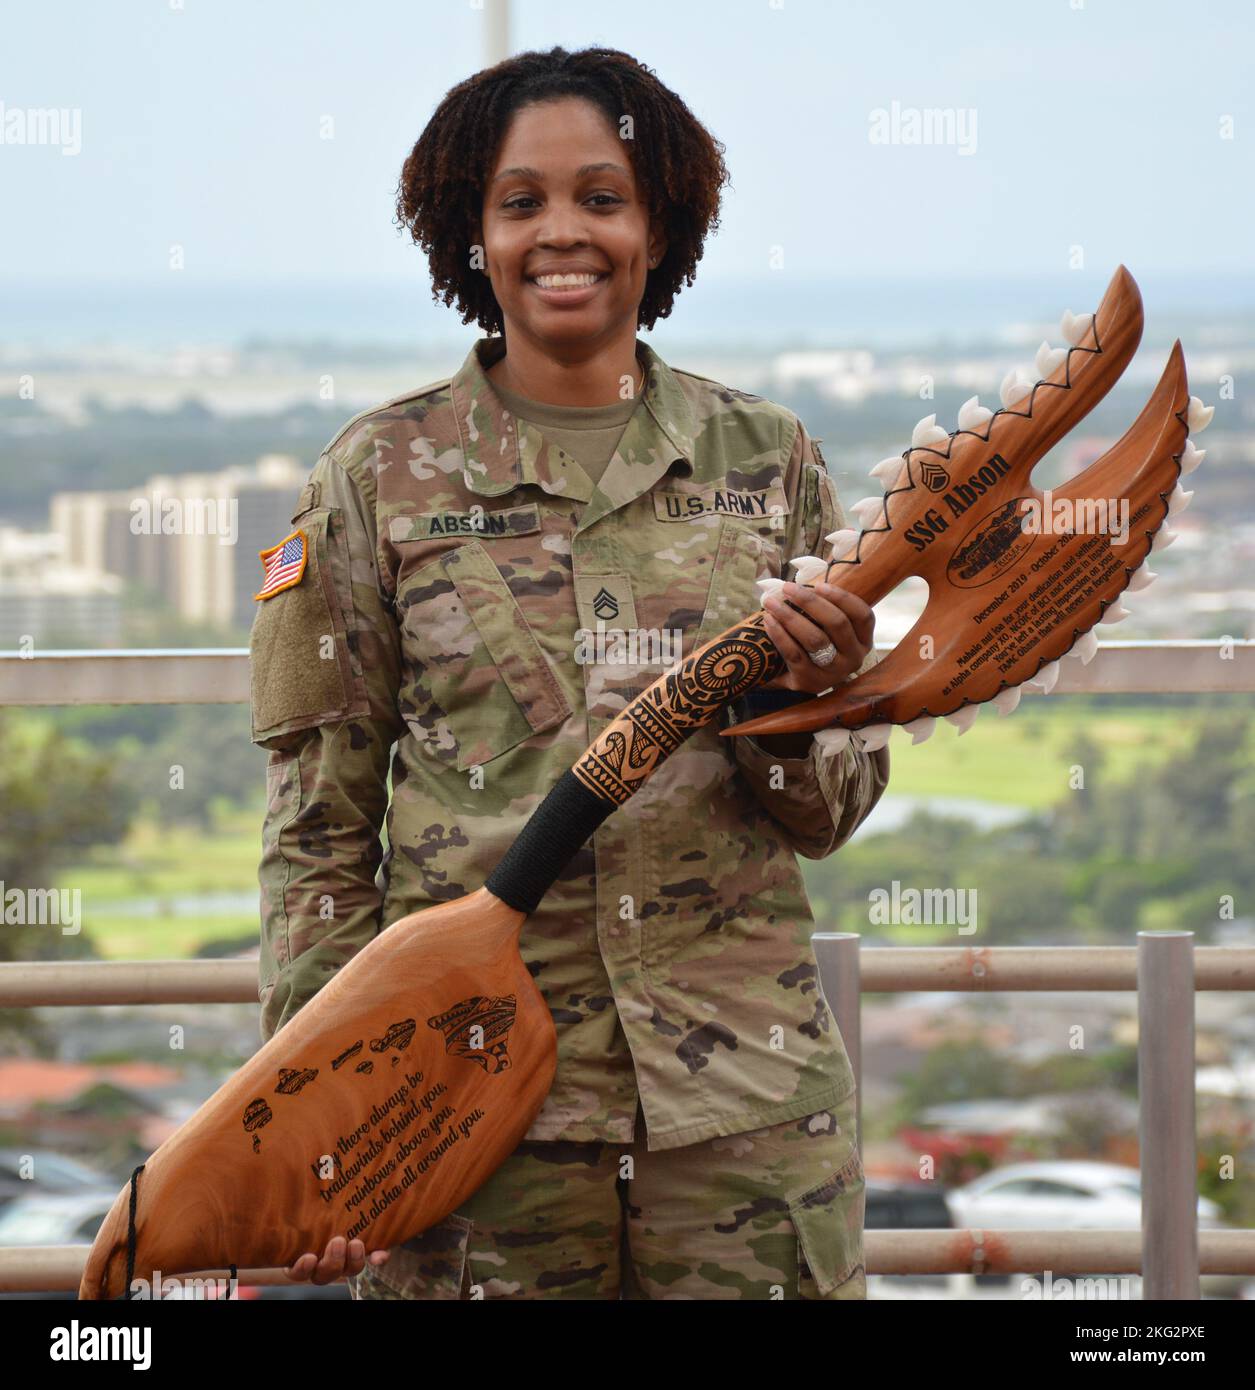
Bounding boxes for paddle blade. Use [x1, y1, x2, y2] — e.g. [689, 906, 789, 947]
[78, 887, 556, 1299]
[724, 267, 1197, 742]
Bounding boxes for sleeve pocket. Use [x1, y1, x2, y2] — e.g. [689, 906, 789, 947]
[787, 1139, 867, 1300]
[257, 747, 302, 1019]
[347, 1215, 473, 1300]
[249, 508, 369, 748]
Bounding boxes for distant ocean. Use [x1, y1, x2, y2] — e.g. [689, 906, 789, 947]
[3, 271, 1253, 354]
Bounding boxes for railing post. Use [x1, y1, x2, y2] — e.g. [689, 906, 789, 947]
[812, 932, 862, 1159]
[1137, 930, 1200, 1299]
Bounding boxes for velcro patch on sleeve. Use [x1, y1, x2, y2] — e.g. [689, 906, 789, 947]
[254, 529, 308, 601]
[653, 481, 790, 523]
[389, 502, 542, 542]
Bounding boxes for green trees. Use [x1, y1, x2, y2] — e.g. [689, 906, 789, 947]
[0, 712, 138, 1047]
[810, 706, 1253, 943]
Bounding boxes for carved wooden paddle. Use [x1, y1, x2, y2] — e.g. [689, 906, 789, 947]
[79, 263, 1207, 1298]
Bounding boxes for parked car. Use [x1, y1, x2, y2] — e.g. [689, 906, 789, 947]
[867, 1180, 954, 1231]
[0, 1149, 114, 1216]
[0, 1190, 118, 1248]
[945, 1161, 1224, 1231]
[864, 1164, 1229, 1300]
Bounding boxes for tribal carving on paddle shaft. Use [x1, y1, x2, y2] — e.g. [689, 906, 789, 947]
[573, 618, 785, 804]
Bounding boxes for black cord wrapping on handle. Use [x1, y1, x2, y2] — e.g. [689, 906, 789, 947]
[123, 1162, 145, 1300]
[485, 768, 617, 915]
[120, 1162, 237, 1299]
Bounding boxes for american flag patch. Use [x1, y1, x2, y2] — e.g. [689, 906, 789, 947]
[254, 529, 307, 601]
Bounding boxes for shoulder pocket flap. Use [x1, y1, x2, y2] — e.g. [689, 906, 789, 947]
[249, 508, 369, 746]
[355, 1215, 473, 1300]
[804, 460, 854, 561]
[442, 541, 571, 737]
[786, 1143, 866, 1297]
[291, 480, 321, 521]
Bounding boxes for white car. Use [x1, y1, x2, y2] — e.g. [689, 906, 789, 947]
[945, 1161, 1224, 1231]
[0, 1190, 118, 1247]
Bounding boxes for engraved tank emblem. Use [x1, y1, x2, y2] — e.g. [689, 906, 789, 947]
[427, 995, 517, 1074]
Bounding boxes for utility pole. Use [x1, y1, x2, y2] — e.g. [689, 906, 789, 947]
[482, 0, 512, 66]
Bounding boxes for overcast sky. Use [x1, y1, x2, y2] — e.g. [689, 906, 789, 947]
[2, 0, 1251, 292]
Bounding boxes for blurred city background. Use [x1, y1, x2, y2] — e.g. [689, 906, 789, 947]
[1, 0, 1252, 1297]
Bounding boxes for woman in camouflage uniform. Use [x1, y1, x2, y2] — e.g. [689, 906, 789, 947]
[255, 45, 888, 1300]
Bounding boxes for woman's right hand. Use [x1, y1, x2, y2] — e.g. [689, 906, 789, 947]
[285, 1235, 391, 1284]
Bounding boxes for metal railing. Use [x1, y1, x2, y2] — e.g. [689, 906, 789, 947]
[812, 934, 1255, 1299]
[1, 642, 1252, 1297]
[1, 639, 1253, 706]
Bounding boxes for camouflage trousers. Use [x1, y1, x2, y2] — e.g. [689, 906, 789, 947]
[347, 1088, 864, 1301]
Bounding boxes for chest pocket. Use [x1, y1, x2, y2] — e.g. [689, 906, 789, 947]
[395, 540, 572, 771]
[693, 516, 777, 648]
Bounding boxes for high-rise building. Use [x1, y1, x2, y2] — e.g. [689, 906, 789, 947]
[50, 454, 306, 633]
[0, 526, 123, 648]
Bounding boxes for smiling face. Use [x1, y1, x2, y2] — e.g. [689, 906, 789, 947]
[477, 97, 667, 358]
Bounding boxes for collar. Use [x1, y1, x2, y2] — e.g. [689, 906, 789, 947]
[450, 334, 696, 532]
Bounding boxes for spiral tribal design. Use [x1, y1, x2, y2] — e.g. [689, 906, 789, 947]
[572, 613, 788, 806]
[694, 631, 771, 694]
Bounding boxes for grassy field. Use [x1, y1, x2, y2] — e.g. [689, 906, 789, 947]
[884, 702, 1198, 807]
[65, 699, 1216, 960]
[74, 811, 265, 961]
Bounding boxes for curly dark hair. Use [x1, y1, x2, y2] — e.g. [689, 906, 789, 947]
[395, 45, 731, 335]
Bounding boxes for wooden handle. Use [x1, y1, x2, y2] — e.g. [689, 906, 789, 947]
[572, 612, 788, 806]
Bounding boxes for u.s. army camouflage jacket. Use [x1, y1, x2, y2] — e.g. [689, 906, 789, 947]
[251, 333, 889, 1151]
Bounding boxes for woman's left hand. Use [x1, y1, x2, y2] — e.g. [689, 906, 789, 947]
[759, 581, 875, 692]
